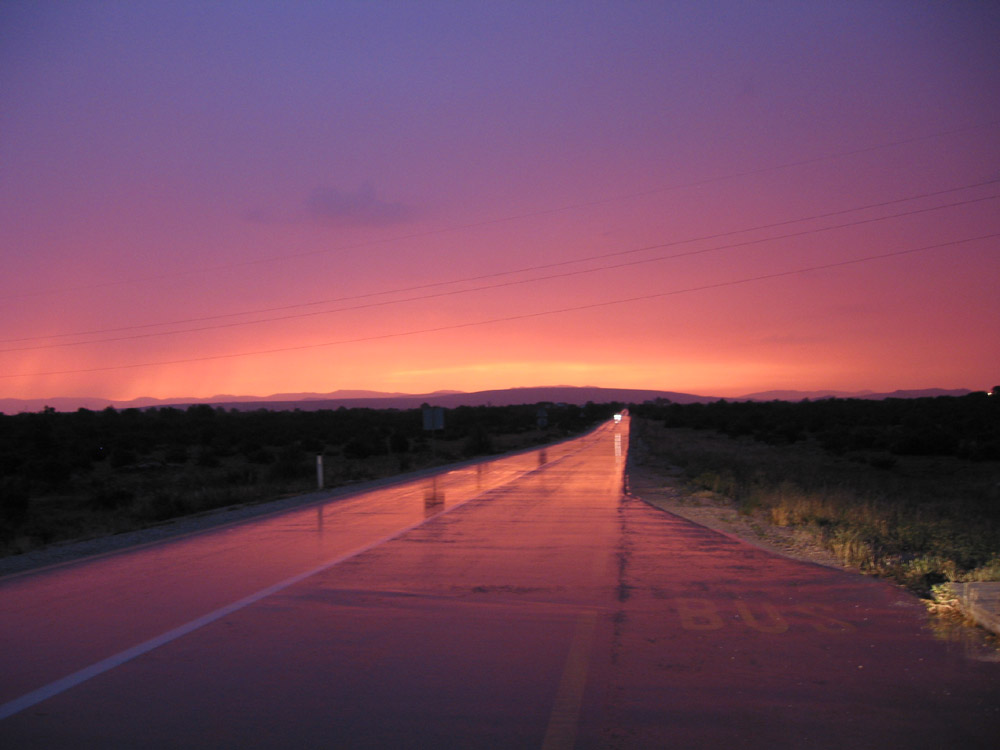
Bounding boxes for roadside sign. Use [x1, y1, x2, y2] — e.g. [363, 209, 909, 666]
[422, 406, 444, 431]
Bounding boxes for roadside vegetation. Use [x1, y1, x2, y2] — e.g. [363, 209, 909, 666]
[631, 393, 1000, 597]
[0, 401, 619, 559]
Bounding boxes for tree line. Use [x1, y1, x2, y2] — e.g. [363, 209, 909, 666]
[0, 401, 620, 537]
[631, 393, 999, 462]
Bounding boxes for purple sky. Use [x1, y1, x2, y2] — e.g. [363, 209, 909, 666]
[1, 1, 998, 401]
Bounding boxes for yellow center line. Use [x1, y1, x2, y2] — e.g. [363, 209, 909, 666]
[541, 610, 599, 750]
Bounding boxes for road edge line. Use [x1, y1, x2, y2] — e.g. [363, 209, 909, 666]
[0, 483, 488, 721]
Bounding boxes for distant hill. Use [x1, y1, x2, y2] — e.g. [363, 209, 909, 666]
[0, 387, 705, 414]
[0, 389, 426, 414]
[863, 388, 974, 400]
[740, 390, 873, 401]
[740, 388, 973, 401]
[205, 386, 717, 412]
[0, 385, 979, 414]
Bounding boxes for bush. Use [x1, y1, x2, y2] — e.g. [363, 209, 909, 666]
[0, 478, 30, 526]
[0, 401, 598, 559]
[269, 444, 306, 479]
[89, 485, 135, 510]
[244, 446, 273, 464]
[195, 448, 220, 468]
[164, 445, 189, 464]
[462, 426, 494, 456]
[343, 436, 377, 460]
[636, 417, 1000, 596]
[109, 447, 138, 468]
[389, 432, 410, 454]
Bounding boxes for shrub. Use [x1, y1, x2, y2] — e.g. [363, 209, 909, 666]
[268, 444, 306, 479]
[89, 485, 135, 510]
[164, 445, 189, 464]
[195, 448, 220, 468]
[389, 432, 410, 454]
[0, 478, 30, 526]
[109, 447, 138, 468]
[462, 426, 494, 456]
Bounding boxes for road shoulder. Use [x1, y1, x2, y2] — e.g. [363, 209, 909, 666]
[626, 459, 1000, 651]
[626, 461, 844, 571]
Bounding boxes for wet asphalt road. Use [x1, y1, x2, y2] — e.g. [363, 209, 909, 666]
[1, 417, 998, 748]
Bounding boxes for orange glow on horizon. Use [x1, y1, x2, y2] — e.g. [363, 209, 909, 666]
[1, 4, 997, 406]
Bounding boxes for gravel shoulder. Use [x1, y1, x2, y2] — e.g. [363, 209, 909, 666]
[626, 460, 845, 571]
[626, 433, 1000, 657]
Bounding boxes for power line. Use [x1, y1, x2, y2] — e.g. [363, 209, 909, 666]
[3, 231, 995, 380]
[3, 183, 996, 350]
[2, 120, 995, 302]
[5, 193, 997, 352]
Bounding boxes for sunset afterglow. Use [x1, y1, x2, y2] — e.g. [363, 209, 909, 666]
[2, 2, 997, 404]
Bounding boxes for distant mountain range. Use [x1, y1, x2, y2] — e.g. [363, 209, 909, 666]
[737, 388, 974, 401]
[0, 386, 977, 414]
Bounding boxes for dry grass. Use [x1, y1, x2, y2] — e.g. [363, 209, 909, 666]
[633, 419, 1000, 596]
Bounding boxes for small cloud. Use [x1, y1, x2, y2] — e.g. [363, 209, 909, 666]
[305, 184, 414, 227]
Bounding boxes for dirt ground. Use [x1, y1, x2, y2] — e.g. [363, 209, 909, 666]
[626, 457, 845, 571]
[626, 431, 1000, 658]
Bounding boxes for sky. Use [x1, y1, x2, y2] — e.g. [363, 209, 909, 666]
[1, 0, 998, 403]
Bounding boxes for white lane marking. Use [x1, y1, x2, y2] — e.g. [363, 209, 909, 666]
[1, 425, 615, 721]
[0, 421, 606, 585]
[0, 482, 489, 721]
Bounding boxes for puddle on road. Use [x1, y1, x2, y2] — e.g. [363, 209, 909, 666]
[423, 478, 446, 518]
[925, 606, 1000, 662]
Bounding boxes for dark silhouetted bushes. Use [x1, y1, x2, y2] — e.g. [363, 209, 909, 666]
[0, 401, 611, 557]
[633, 393, 998, 461]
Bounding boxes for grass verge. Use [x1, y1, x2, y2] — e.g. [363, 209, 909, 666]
[631, 418, 1000, 598]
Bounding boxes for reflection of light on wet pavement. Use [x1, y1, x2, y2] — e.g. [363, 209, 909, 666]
[926, 606, 1000, 662]
[0, 425, 612, 717]
[423, 477, 445, 517]
[663, 598, 854, 633]
[6, 415, 999, 746]
[542, 610, 598, 750]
